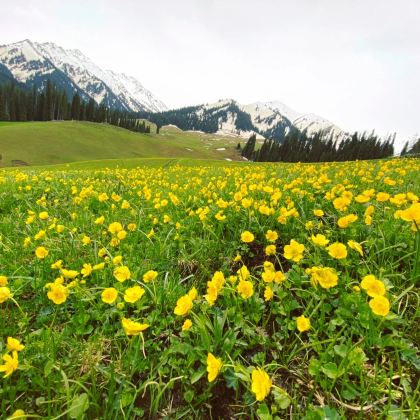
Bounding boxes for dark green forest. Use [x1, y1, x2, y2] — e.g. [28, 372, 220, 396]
[0, 81, 150, 133]
[241, 130, 396, 162]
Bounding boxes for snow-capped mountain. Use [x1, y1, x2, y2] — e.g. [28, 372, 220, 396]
[141, 99, 346, 143]
[0, 39, 167, 112]
[245, 101, 347, 142]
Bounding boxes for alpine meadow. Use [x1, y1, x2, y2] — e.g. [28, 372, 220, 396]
[1, 1, 420, 419]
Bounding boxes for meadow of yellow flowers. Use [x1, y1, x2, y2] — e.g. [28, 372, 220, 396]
[0, 158, 419, 418]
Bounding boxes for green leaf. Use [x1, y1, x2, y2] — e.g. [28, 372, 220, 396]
[308, 358, 321, 376]
[69, 393, 89, 419]
[224, 368, 239, 390]
[333, 344, 348, 358]
[257, 403, 272, 420]
[190, 368, 206, 384]
[184, 389, 194, 403]
[273, 388, 291, 410]
[44, 360, 54, 377]
[321, 362, 343, 379]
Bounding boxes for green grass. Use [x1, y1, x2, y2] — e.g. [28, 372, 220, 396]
[0, 158, 419, 418]
[0, 121, 245, 167]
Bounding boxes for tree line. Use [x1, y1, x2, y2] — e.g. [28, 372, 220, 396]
[241, 129, 395, 162]
[0, 81, 150, 133]
[400, 138, 420, 156]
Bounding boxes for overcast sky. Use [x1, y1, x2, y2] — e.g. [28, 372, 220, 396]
[1, 0, 419, 145]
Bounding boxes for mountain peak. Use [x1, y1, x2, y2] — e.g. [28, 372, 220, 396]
[0, 40, 167, 112]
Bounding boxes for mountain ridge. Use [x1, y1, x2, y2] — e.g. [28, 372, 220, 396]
[0, 39, 167, 112]
[140, 99, 347, 144]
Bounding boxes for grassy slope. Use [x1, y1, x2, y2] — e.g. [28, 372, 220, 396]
[0, 121, 245, 167]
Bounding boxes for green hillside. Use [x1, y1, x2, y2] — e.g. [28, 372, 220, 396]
[0, 121, 245, 167]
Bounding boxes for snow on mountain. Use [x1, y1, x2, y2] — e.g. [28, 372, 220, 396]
[106, 70, 167, 113]
[241, 102, 292, 135]
[246, 101, 347, 142]
[0, 40, 167, 112]
[160, 99, 346, 143]
[0, 39, 54, 82]
[34, 41, 166, 112]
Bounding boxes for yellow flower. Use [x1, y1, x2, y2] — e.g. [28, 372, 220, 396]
[263, 261, 275, 272]
[251, 368, 272, 401]
[327, 242, 347, 259]
[274, 271, 286, 283]
[98, 192, 109, 202]
[262, 270, 275, 283]
[313, 209, 324, 217]
[61, 269, 79, 279]
[265, 245, 276, 256]
[47, 284, 69, 305]
[112, 255, 123, 265]
[8, 409, 26, 419]
[205, 280, 219, 306]
[360, 274, 376, 290]
[174, 294, 193, 316]
[305, 221, 314, 230]
[296, 315, 310, 332]
[232, 253, 242, 263]
[0, 287, 12, 303]
[369, 295, 390, 316]
[310, 267, 338, 289]
[93, 262, 105, 271]
[333, 196, 351, 211]
[6, 337, 25, 353]
[124, 285, 145, 303]
[360, 275, 386, 297]
[39, 211, 49, 220]
[188, 286, 198, 301]
[143, 270, 158, 282]
[128, 223, 137, 231]
[206, 352, 222, 382]
[121, 318, 149, 336]
[95, 215, 105, 225]
[284, 239, 305, 262]
[237, 264, 250, 281]
[34, 230, 46, 240]
[265, 230, 278, 242]
[35, 246, 49, 259]
[337, 214, 358, 228]
[0, 351, 19, 378]
[347, 240, 364, 256]
[101, 287, 118, 304]
[264, 286, 274, 301]
[400, 203, 420, 223]
[82, 235, 91, 246]
[376, 192, 390, 202]
[116, 230, 127, 240]
[182, 319, 192, 331]
[211, 271, 225, 290]
[81, 263, 93, 278]
[311, 234, 329, 247]
[237, 279, 254, 299]
[0, 275, 8, 286]
[114, 266, 131, 282]
[108, 222, 123, 234]
[51, 260, 63, 270]
[241, 230, 255, 243]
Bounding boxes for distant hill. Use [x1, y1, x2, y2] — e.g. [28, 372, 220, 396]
[0, 121, 244, 167]
[140, 99, 347, 144]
